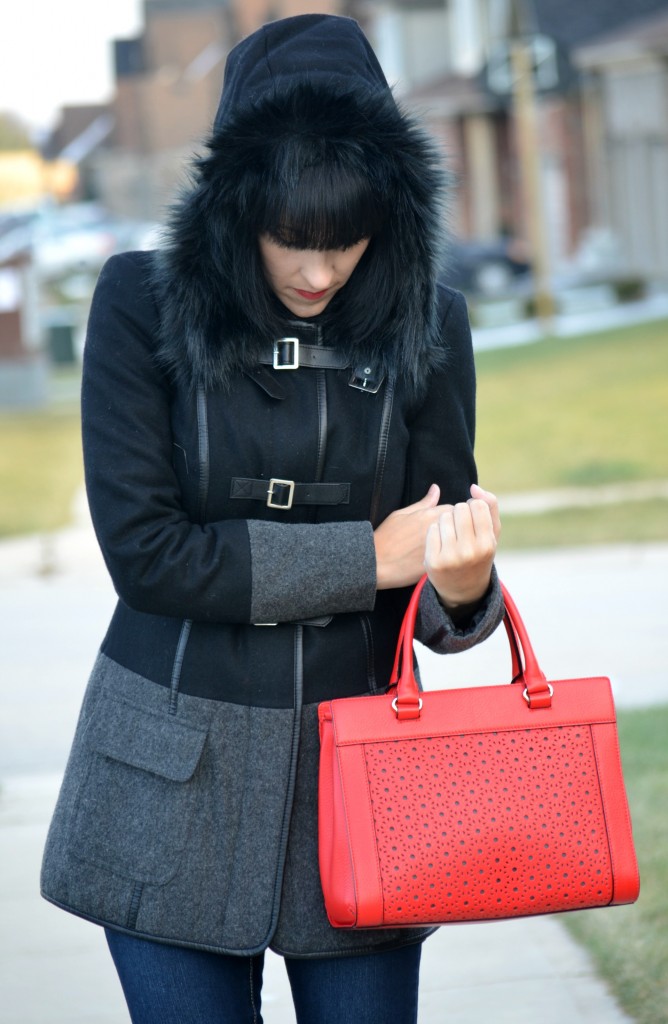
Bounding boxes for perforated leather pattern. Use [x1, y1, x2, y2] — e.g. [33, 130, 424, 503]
[363, 725, 613, 923]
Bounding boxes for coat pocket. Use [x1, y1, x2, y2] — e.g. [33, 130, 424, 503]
[71, 695, 208, 885]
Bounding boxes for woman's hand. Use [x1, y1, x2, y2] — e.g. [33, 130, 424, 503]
[374, 484, 448, 589]
[424, 483, 501, 611]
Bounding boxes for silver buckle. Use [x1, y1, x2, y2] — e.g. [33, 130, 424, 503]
[273, 338, 299, 370]
[267, 478, 295, 510]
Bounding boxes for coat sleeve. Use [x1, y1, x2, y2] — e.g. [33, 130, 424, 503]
[405, 287, 504, 652]
[404, 287, 478, 506]
[81, 253, 377, 625]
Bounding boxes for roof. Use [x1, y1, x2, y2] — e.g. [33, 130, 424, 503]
[529, 0, 668, 50]
[403, 72, 503, 117]
[573, 6, 668, 66]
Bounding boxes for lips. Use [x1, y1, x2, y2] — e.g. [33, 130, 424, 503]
[294, 288, 329, 300]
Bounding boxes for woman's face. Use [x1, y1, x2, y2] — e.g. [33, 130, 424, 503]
[258, 235, 370, 317]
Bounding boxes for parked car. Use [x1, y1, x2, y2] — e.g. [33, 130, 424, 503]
[0, 210, 37, 240]
[0, 204, 163, 281]
[443, 237, 531, 296]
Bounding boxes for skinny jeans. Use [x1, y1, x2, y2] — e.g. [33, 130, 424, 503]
[106, 928, 422, 1024]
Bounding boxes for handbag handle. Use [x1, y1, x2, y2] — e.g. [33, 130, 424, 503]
[389, 576, 553, 719]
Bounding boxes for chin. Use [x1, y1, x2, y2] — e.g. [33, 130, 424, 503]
[286, 296, 331, 317]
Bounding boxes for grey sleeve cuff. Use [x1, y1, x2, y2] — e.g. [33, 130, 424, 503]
[415, 565, 504, 654]
[247, 519, 377, 623]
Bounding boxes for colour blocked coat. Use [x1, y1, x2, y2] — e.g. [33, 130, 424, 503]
[41, 251, 503, 957]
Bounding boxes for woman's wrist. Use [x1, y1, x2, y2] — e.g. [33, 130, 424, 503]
[431, 573, 492, 623]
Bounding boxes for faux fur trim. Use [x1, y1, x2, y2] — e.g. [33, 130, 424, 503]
[151, 80, 449, 392]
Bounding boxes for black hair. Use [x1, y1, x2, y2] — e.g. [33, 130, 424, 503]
[221, 109, 410, 350]
[256, 157, 386, 251]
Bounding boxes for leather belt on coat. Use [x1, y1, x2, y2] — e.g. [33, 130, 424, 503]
[230, 477, 350, 510]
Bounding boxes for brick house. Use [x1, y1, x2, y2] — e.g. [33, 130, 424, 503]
[384, 0, 668, 275]
[574, 7, 668, 283]
[87, 0, 357, 220]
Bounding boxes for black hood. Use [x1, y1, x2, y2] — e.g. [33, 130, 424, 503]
[153, 14, 449, 392]
[213, 14, 391, 130]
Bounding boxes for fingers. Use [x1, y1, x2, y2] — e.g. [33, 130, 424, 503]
[411, 483, 440, 511]
[427, 503, 492, 562]
[425, 510, 453, 561]
[376, 484, 499, 595]
[425, 494, 497, 572]
[378, 484, 500, 597]
[374, 485, 445, 589]
[424, 503, 496, 607]
[470, 483, 501, 540]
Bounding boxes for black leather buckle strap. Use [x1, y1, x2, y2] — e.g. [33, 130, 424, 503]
[230, 477, 350, 509]
[260, 340, 351, 371]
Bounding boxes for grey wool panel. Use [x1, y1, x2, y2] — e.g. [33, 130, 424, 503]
[248, 519, 377, 624]
[42, 656, 298, 953]
[133, 702, 298, 950]
[42, 654, 426, 956]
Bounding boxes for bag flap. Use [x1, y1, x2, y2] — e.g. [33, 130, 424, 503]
[86, 696, 208, 781]
[328, 676, 616, 746]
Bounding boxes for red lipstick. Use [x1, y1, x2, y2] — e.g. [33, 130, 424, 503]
[295, 288, 329, 300]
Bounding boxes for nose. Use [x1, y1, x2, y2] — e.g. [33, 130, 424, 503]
[300, 252, 335, 291]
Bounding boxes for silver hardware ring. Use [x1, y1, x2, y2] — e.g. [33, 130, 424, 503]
[391, 697, 423, 714]
[522, 683, 554, 704]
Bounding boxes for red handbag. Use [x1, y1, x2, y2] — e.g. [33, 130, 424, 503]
[318, 576, 640, 928]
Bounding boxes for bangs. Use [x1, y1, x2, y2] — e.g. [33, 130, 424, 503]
[257, 161, 386, 251]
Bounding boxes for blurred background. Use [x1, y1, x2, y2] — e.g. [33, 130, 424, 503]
[2, 0, 668, 390]
[1, 2, 667, 1023]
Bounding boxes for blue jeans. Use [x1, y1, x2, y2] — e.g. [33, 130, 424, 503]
[106, 929, 422, 1024]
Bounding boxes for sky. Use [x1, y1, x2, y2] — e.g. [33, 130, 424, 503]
[0, 1, 144, 135]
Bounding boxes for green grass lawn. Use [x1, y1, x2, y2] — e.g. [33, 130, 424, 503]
[561, 705, 668, 1024]
[474, 317, 668, 549]
[475, 317, 668, 491]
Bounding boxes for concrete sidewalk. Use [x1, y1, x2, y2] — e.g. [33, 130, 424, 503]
[470, 290, 668, 352]
[3, 514, 662, 1022]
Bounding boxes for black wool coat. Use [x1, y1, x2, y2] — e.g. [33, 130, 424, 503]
[41, 14, 504, 959]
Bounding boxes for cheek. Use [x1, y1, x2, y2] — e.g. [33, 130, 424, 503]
[266, 254, 298, 287]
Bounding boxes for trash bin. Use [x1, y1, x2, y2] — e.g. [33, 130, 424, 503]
[48, 322, 76, 364]
[44, 307, 79, 365]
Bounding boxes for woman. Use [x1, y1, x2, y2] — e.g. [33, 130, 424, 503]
[42, 14, 503, 1024]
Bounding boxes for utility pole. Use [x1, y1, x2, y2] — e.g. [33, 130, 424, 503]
[507, 0, 555, 324]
